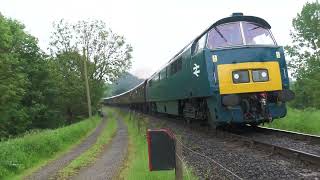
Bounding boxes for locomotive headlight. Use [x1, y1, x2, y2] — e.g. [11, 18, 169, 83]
[252, 69, 269, 82]
[232, 70, 249, 83]
[261, 71, 267, 78]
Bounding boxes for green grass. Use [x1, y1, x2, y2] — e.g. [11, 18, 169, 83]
[57, 108, 118, 179]
[265, 107, 320, 135]
[0, 116, 101, 179]
[119, 111, 198, 180]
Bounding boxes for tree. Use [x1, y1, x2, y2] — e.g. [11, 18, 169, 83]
[0, 16, 132, 138]
[49, 19, 132, 120]
[286, 1, 320, 109]
[51, 51, 88, 123]
[0, 15, 63, 137]
[50, 19, 132, 82]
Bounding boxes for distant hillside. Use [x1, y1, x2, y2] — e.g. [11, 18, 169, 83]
[110, 72, 144, 96]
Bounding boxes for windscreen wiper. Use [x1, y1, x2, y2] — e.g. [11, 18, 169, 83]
[214, 27, 228, 43]
[250, 25, 261, 31]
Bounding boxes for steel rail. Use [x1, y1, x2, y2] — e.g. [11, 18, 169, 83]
[255, 126, 320, 145]
[216, 130, 320, 167]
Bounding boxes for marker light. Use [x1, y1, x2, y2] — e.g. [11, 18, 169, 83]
[252, 69, 269, 82]
[232, 70, 249, 83]
[261, 71, 267, 78]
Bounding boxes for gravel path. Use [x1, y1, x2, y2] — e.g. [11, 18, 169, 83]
[142, 114, 320, 180]
[25, 118, 107, 180]
[72, 118, 128, 180]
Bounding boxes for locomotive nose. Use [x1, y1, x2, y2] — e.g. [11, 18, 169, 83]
[217, 61, 282, 95]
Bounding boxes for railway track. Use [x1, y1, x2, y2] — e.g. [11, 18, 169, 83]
[216, 127, 320, 167]
[120, 108, 320, 179]
[253, 126, 320, 145]
[137, 111, 320, 168]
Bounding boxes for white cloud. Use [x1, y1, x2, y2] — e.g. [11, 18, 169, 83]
[0, 0, 314, 78]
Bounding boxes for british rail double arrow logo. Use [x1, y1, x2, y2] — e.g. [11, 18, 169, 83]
[193, 64, 200, 77]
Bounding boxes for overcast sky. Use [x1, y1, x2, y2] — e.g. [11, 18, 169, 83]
[0, 0, 314, 78]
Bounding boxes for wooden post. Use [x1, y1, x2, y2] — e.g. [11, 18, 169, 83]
[83, 47, 92, 117]
[175, 140, 183, 180]
[137, 115, 141, 134]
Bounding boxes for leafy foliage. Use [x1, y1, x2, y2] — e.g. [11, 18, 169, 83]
[0, 15, 43, 137]
[50, 19, 132, 82]
[48, 19, 132, 122]
[0, 14, 132, 138]
[285, 2, 320, 109]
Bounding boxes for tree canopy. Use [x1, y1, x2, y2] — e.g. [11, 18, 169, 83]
[50, 19, 132, 82]
[286, 1, 320, 109]
[0, 15, 132, 139]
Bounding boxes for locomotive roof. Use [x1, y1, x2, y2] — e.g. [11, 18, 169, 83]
[149, 14, 272, 80]
[197, 14, 271, 43]
[169, 14, 271, 62]
[213, 15, 271, 29]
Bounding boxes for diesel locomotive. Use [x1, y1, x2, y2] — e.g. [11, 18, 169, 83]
[104, 13, 294, 127]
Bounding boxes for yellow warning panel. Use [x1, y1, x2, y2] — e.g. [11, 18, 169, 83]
[217, 61, 282, 94]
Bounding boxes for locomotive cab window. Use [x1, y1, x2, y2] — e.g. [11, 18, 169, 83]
[207, 21, 277, 49]
[207, 22, 243, 49]
[242, 22, 276, 45]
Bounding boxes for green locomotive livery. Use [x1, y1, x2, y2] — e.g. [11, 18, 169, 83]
[104, 13, 294, 127]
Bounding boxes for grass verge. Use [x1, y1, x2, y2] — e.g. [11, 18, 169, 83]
[265, 107, 320, 135]
[0, 116, 100, 179]
[119, 110, 198, 180]
[57, 108, 117, 179]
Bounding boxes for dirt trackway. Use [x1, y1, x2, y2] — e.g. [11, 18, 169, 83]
[25, 118, 108, 180]
[72, 118, 128, 180]
[25, 116, 129, 180]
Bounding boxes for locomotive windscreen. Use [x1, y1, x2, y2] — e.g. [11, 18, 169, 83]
[207, 21, 276, 49]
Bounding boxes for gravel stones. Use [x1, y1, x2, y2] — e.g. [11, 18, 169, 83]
[143, 115, 320, 180]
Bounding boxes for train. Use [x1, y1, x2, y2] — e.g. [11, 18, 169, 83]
[103, 13, 294, 127]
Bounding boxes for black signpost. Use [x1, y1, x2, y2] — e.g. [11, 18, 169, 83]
[147, 129, 183, 180]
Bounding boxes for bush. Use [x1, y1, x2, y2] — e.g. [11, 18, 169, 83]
[265, 108, 320, 135]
